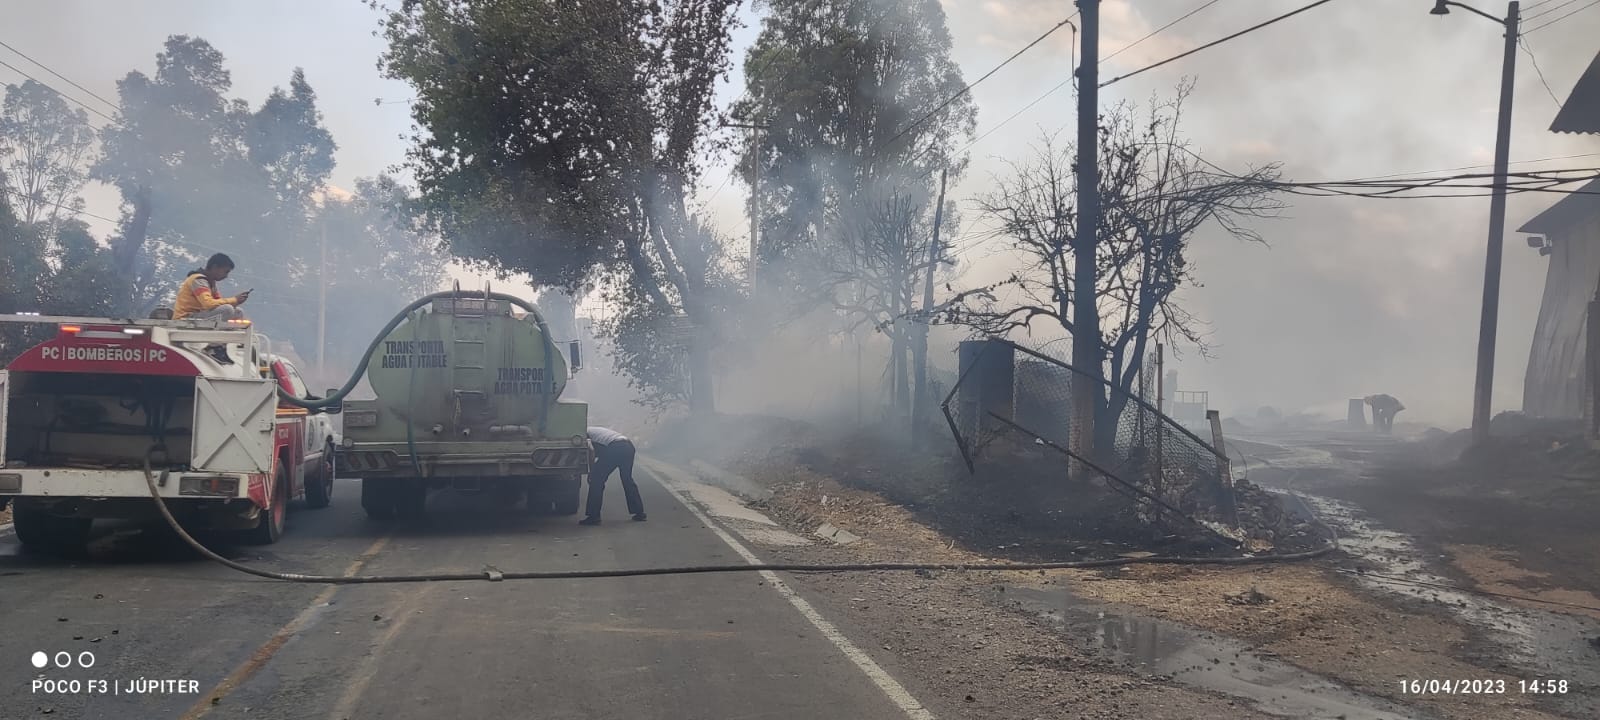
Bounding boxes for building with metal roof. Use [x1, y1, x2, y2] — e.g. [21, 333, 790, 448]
[1520, 50, 1600, 419]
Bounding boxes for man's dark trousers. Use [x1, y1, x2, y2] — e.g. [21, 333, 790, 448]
[585, 439, 643, 518]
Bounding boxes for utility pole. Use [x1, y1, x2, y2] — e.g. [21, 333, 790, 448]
[912, 167, 949, 444]
[317, 218, 328, 378]
[1431, 0, 1519, 446]
[1071, 0, 1103, 464]
[722, 121, 770, 289]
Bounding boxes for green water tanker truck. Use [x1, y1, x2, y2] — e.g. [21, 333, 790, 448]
[333, 289, 590, 521]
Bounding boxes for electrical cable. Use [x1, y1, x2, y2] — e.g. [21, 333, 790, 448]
[1519, 36, 1564, 107]
[1100, 0, 1341, 89]
[0, 57, 115, 123]
[1104, 0, 1223, 62]
[0, 38, 119, 112]
[1523, 0, 1600, 32]
[880, 13, 1079, 157]
[1522, 0, 1583, 21]
[1342, 152, 1600, 183]
[1520, 0, 1570, 15]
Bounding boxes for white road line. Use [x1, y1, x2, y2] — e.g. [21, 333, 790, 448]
[648, 465, 936, 720]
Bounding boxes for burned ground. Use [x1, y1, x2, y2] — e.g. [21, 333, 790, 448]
[1232, 412, 1600, 603]
[651, 413, 1597, 719]
[652, 414, 1327, 562]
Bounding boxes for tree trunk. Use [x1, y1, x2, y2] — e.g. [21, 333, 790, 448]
[911, 316, 929, 442]
[112, 185, 152, 314]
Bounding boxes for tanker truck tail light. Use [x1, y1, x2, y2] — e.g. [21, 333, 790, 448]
[570, 435, 586, 447]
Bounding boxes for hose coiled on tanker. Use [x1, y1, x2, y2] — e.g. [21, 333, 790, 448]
[274, 291, 560, 437]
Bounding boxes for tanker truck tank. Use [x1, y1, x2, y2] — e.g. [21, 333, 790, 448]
[335, 291, 590, 522]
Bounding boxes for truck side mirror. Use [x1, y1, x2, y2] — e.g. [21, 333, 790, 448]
[568, 341, 582, 373]
[324, 388, 343, 415]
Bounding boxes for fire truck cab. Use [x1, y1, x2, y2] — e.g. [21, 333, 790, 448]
[0, 314, 336, 555]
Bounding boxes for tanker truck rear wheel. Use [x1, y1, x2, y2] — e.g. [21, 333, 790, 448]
[553, 475, 582, 516]
[395, 479, 428, 524]
[361, 480, 395, 522]
[523, 482, 552, 515]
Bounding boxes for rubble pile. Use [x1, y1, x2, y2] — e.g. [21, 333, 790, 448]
[1426, 411, 1599, 479]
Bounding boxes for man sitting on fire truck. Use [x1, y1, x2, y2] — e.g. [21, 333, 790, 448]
[173, 253, 251, 364]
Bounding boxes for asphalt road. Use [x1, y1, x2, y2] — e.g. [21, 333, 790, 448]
[0, 464, 925, 720]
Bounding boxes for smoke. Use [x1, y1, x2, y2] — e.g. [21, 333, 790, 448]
[15, 0, 1597, 435]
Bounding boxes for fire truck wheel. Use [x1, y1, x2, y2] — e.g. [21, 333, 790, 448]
[553, 475, 582, 516]
[245, 464, 290, 545]
[361, 480, 396, 522]
[305, 441, 335, 509]
[13, 506, 91, 557]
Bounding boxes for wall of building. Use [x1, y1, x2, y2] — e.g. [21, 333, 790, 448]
[1523, 212, 1600, 419]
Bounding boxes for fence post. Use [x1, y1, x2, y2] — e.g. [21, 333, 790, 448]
[1207, 410, 1238, 527]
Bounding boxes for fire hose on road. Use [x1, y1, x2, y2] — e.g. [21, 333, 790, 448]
[135, 290, 1341, 585]
[143, 453, 1339, 586]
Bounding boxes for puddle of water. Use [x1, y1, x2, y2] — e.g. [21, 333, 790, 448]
[1297, 494, 1600, 706]
[1236, 437, 1600, 718]
[1010, 586, 1420, 720]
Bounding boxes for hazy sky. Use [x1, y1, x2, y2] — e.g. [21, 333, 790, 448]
[5, 0, 1599, 427]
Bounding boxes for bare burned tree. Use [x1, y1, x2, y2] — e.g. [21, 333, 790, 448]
[940, 84, 1284, 454]
[820, 186, 934, 422]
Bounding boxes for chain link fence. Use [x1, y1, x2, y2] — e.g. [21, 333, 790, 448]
[942, 338, 1235, 535]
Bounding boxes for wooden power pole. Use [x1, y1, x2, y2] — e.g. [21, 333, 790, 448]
[722, 121, 770, 289]
[1071, 0, 1103, 463]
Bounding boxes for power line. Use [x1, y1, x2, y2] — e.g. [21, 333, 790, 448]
[958, 0, 1222, 160]
[1100, 0, 1341, 89]
[0, 187, 290, 267]
[1345, 152, 1600, 182]
[0, 38, 119, 112]
[1523, 0, 1600, 33]
[956, 76, 1072, 159]
[1521, 0, 1583, 22]
[1519, 37, 1564, 107]
[1104, 0, 1223, 62]
[0, 57, 114, 124]
[0, 57, 115, 123]
[2, 186, 115, 223]
[880, 13, 1078, 157]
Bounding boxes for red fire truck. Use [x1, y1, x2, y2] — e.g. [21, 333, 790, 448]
[0, 314, 337, 554]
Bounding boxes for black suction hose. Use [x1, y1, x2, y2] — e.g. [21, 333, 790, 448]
[275, 291, 558, 436]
